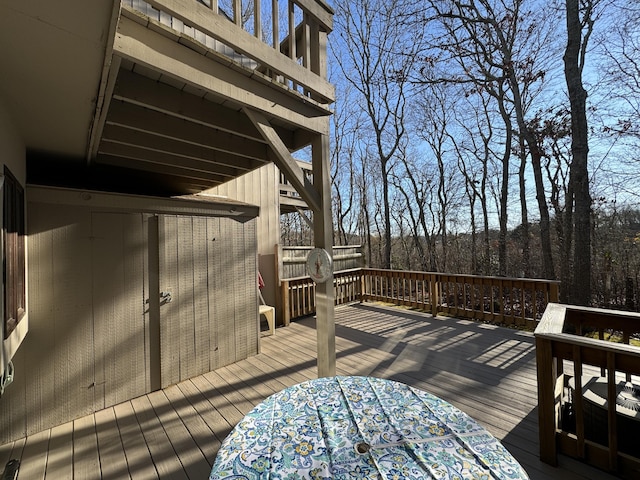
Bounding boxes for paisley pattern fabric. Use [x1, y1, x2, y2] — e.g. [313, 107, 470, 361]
[210, 376, 529, 479]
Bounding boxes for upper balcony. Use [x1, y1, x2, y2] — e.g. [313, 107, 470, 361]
[279, 159, 312, 213]
[1, 0, 334, 196]
[122, 0, 334, 107]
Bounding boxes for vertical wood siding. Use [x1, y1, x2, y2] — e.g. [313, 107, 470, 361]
[92, 212, 148, 410]
[0, 198, 258, 445]
[207, 164, 279, 308]
[159, 215, 258, 388]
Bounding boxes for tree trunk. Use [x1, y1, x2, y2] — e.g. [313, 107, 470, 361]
[564, 0, 592, 305]
[518, 136, 530, 277]
[496, 86, 512, 277]
[382, 167, 392, 269]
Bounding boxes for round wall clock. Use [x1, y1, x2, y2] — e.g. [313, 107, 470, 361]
[306, 248, 333, 283]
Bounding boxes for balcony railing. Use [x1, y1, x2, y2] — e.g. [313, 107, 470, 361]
[123, 0, 334, 104]
[279, 160, 313, 212]
[535, 304, 640, 479]
[280, 268, 559, 327]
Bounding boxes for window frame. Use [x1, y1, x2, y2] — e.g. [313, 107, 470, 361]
[3, 166, 25, 340]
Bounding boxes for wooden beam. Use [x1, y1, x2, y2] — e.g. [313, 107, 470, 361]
[87, 0, 122, 162]
[536, 335, 558, 466]
[244, 108, 321, 213]
[96, 152, 226, 185]
[105, 101, 269, 163]
[113, 68, 300, 148]
[311, 133, 335, 378]
[101, 125, 258, 177]
[113, 69, 265, 142]
[101, 124, 259, 173]
[295, 0, 334, 31]
[89, 56, 121, 162]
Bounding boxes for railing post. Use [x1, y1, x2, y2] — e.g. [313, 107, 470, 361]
[550, 282, 559, 303]
[281, 279, 291, 326]
[536, 336, 558, 466]
[430, 273, 439, 317]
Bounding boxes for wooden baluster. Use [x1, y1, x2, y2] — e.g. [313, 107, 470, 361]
[532, 284, 538, 323]
[288, 3, 296, 54]
[272, 0, 279, 49]
[430, 273, 438, 317]
[572, 346, 585, 459]
[254, 0, 261, 40]
[623, 331, 632, 382]
[302, 12, 311, 94]
[233, 0, 241, 26]
[521, 281, 526, 326]
[606, 352, 618, 471]
[282, 279, 290, 326]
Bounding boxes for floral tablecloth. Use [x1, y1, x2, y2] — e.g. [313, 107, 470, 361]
[210, 376, 529, 479]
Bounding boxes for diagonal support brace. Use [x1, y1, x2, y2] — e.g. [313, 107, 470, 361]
[244, 108, 321, 213]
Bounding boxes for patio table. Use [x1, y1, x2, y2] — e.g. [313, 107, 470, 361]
[209, 376, 529, 479]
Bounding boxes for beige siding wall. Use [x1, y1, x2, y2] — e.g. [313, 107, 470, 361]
[0, 189, 258, 444]
[207, 164, 279, 306]
[0, 204, 150, 441]
[91, 212, 150, 409]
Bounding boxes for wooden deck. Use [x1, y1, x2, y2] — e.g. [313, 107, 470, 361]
[0, 303, 619, 479]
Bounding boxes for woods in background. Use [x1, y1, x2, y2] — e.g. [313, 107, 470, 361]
[281, 0, 640, 309]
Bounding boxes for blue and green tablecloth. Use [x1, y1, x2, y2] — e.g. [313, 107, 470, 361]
[210, 376, 529, 479]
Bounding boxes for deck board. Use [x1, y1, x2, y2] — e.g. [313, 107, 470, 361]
[146, 389, 210, 479]
[94, 407, 130, 480]
[0, 303, 621, 480]
[15, 429, 48, 479]
[45, 422, 73, 480]
[113, 400, 159, 479]
[131, 394, 189, 480]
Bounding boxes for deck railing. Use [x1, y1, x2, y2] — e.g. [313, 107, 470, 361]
[124, 0, 334, 104]
[281, 268, 362, 325]
[535, 303, 640, 478]
[281, 268, 559, 327]
[279, 245, 363, 280]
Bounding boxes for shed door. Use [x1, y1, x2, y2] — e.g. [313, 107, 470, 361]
[92, 212, 149, 409]
[157, 215, 258, 388]
[158, 215, 219, 388]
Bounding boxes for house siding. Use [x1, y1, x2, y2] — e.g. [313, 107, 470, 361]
[207, 164, 279, 306]
[0, 187, 258, 444]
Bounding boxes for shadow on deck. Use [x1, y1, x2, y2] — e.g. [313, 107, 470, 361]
[0, 303, 618, 479]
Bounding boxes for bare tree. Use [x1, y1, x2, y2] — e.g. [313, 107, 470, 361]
[414, 83, 464, 271]
[451, 94, 497, 275]
[565, 0, 596, 305]
[333, 0, 423, 269]
[330, 82, 364, 246]
[426, 0, 557, 278]
[532, 106, 573, 300]
[393, 144, 440, 271]
[599, 3, 640, 139]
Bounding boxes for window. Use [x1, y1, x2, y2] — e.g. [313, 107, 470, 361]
[3, 167, 25, 339]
